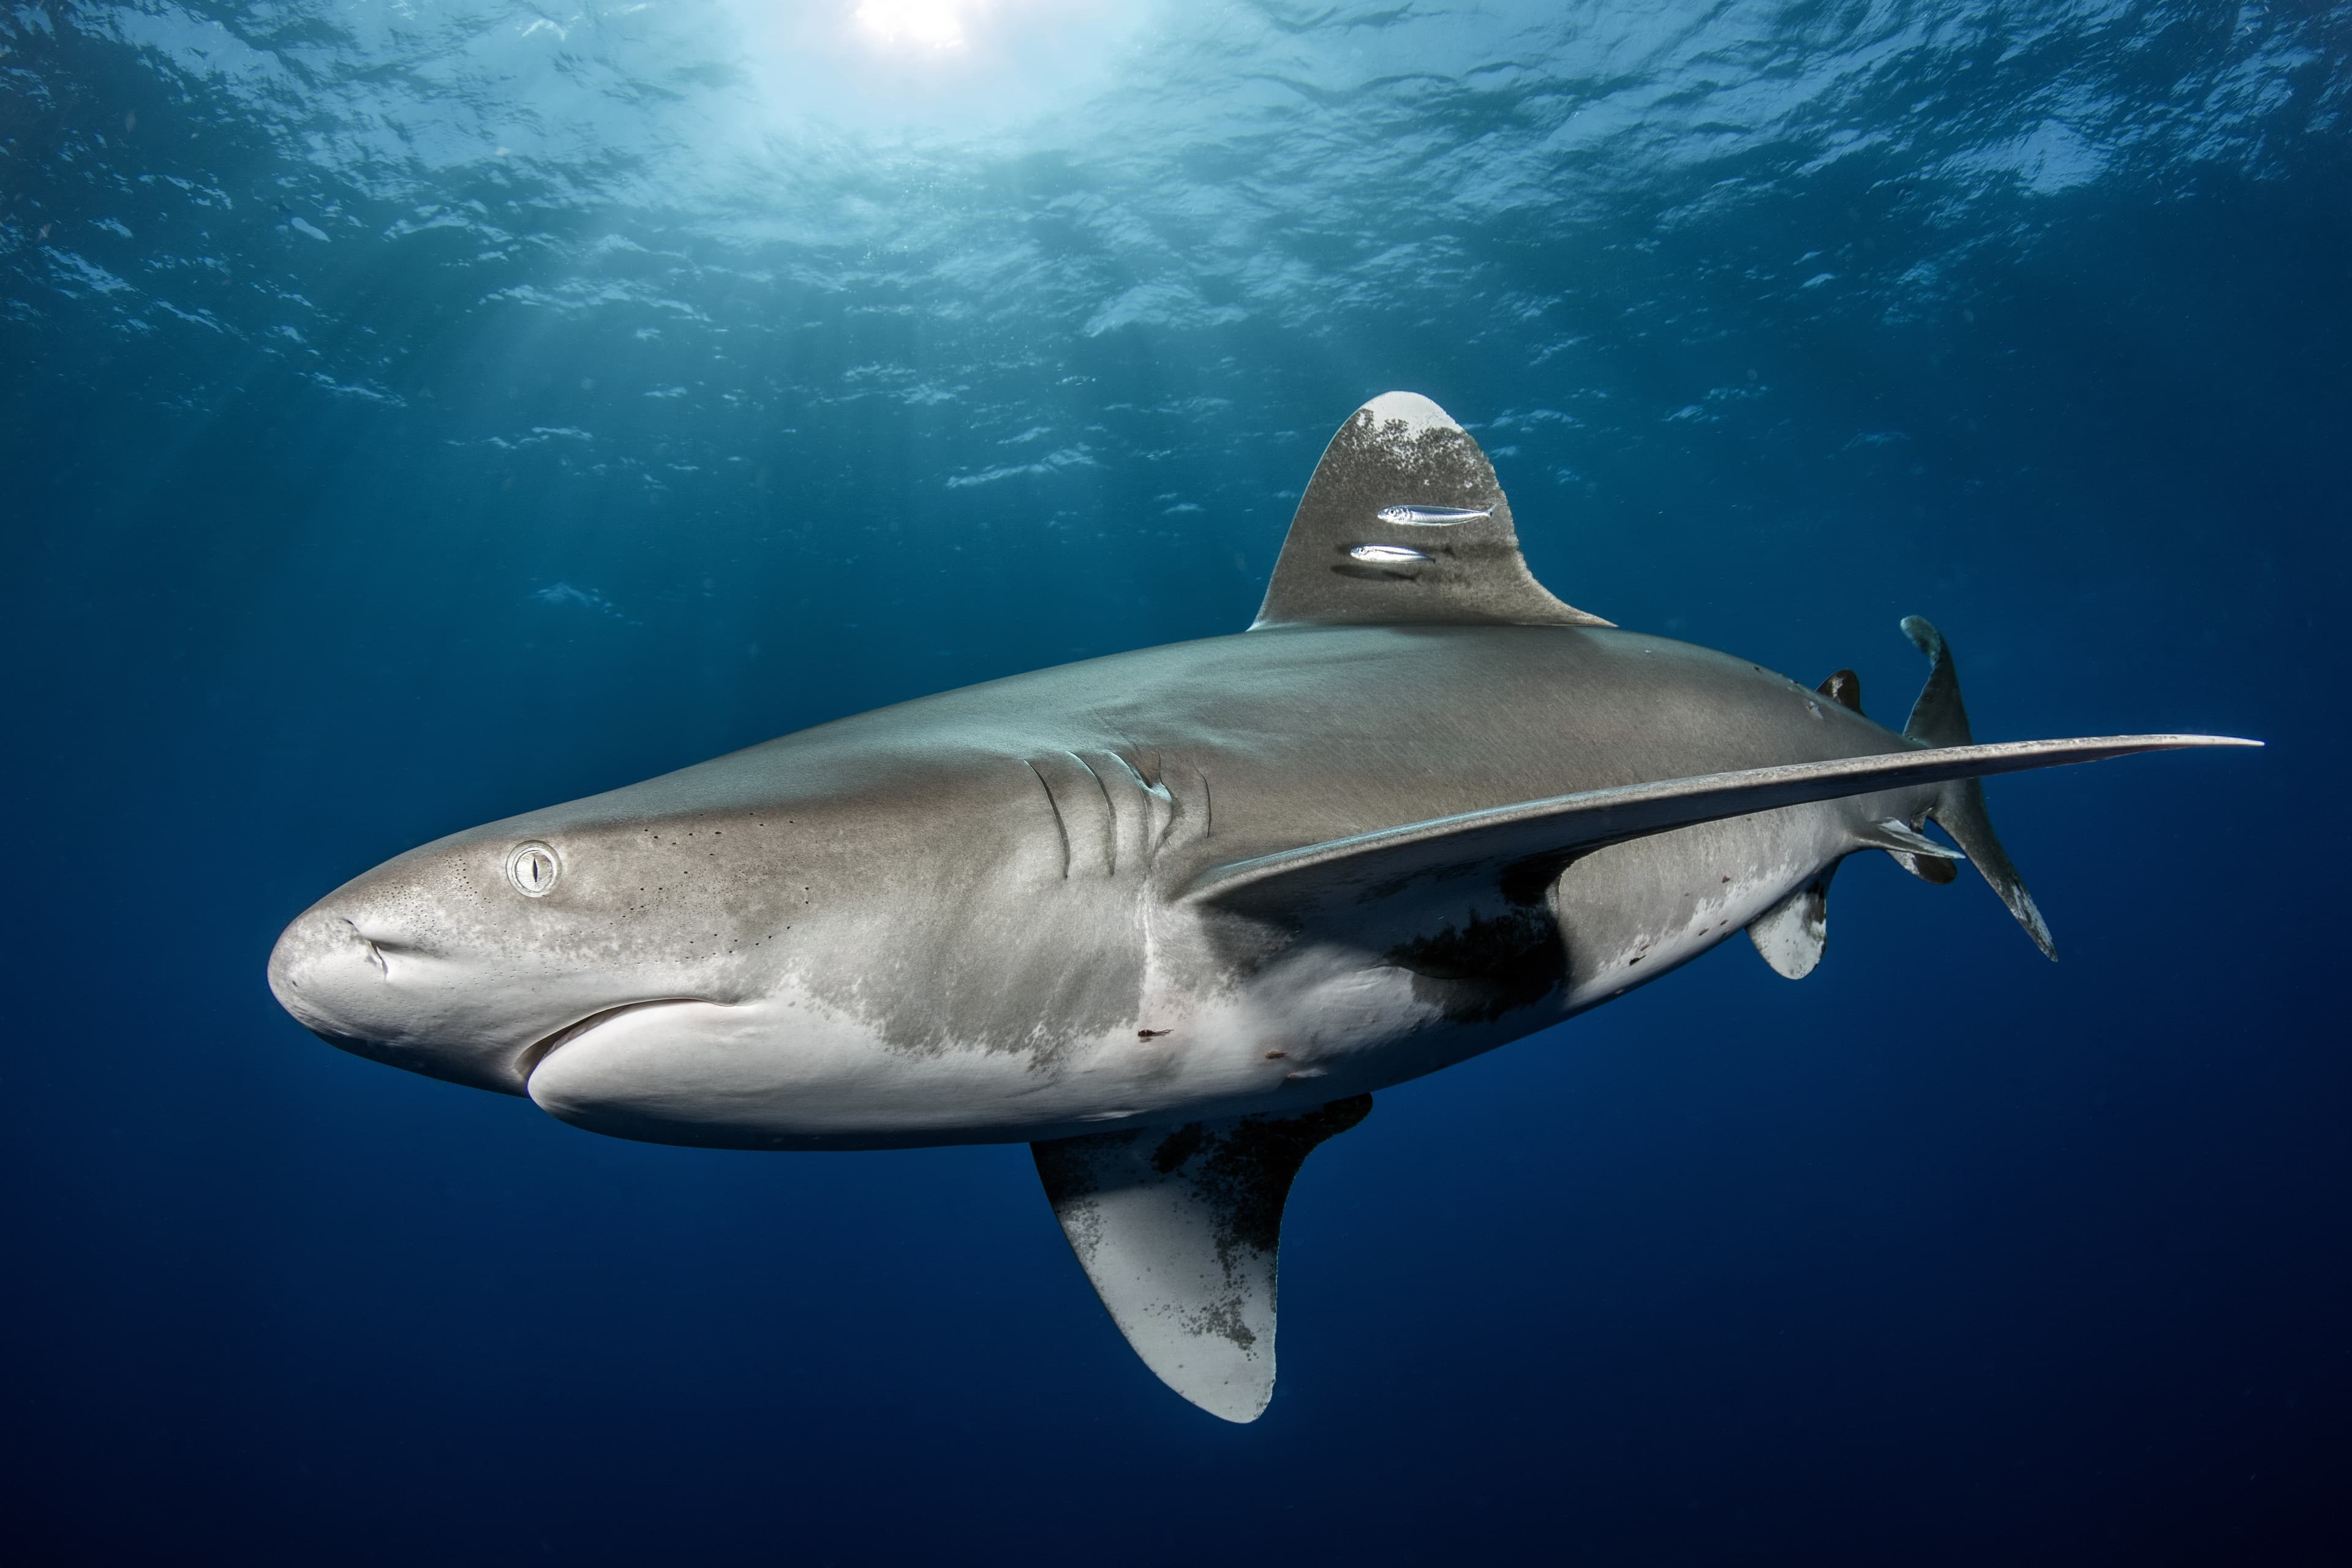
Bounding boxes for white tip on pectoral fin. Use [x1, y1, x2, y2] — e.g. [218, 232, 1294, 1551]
[1031, 1096, 1372, 1422]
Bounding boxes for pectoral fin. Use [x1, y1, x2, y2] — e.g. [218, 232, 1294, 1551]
[1183, 734, 2254, 912]
[1032, 1096, 1372, 1422]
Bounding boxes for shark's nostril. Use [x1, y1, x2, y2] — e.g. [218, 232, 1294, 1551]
[337, 916, 396, 974]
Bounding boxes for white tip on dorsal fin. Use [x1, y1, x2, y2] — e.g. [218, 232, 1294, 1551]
[1031, 1096, 1372, 1422]
[1251, 391, 1610, 631]
[1357, 389, 1457, 438]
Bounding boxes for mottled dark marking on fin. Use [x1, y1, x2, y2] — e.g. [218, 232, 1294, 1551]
[1032, 1096, 1373, 1423]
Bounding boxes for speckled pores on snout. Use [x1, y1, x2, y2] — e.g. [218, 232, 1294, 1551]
[267, 796, 814, 1098]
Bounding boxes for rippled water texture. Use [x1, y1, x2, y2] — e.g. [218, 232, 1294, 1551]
[4, 4, 2350, 1564]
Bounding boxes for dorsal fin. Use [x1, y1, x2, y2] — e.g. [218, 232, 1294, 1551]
[1031, 1095, 1372, 1422]
[1817, 669, 1864, 713]
[1251, 392, 1610, 630]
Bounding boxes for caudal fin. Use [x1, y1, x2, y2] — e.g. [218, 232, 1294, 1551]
[1899, 616, 2057, 960]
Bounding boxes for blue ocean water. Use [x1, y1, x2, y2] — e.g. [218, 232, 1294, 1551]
[4, 1, 2347, 1561]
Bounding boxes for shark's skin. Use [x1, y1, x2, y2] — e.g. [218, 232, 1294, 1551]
[269, 391, 2252, 1420]
[276, 624, 1959, 1148]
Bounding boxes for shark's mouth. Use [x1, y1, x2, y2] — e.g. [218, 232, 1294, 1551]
[516, 998, 712, 1081]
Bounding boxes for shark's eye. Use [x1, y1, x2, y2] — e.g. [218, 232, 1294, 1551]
[506, 842, 560, 897]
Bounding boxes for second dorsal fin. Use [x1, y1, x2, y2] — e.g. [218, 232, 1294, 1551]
[1251, 392, 1611, 630]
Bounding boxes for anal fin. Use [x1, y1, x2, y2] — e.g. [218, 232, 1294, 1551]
[1032, 1095, 1372, 1422]
[1749, 863, 1838, 979]
[1750, 818, 1967, 976]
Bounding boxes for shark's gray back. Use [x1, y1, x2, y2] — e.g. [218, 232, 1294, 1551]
[734, 620, 1905, 878]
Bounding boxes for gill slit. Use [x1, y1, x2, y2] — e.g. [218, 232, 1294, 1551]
[1068, 750, 1117, 876]
[1024, 758, 1072, 879]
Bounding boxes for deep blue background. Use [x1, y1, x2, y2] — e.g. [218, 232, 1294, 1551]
[4, 3, 2347, 1562]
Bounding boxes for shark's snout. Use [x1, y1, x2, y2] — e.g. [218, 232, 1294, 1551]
[265, 891, 541, 1096]
[266, 907, 390, 1041]
[265, 816, 787, 1100]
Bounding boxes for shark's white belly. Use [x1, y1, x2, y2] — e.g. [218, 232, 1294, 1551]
[521, 953, 1444, 1149]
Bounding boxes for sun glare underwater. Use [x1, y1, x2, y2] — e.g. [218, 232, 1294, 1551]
[4, 1, 2350, 1564]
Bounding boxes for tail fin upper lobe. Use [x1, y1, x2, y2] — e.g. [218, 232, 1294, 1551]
[1899, 616, 2057, 959]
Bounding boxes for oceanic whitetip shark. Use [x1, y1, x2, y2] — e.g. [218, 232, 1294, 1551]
[269, 393, 2253, 1422]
